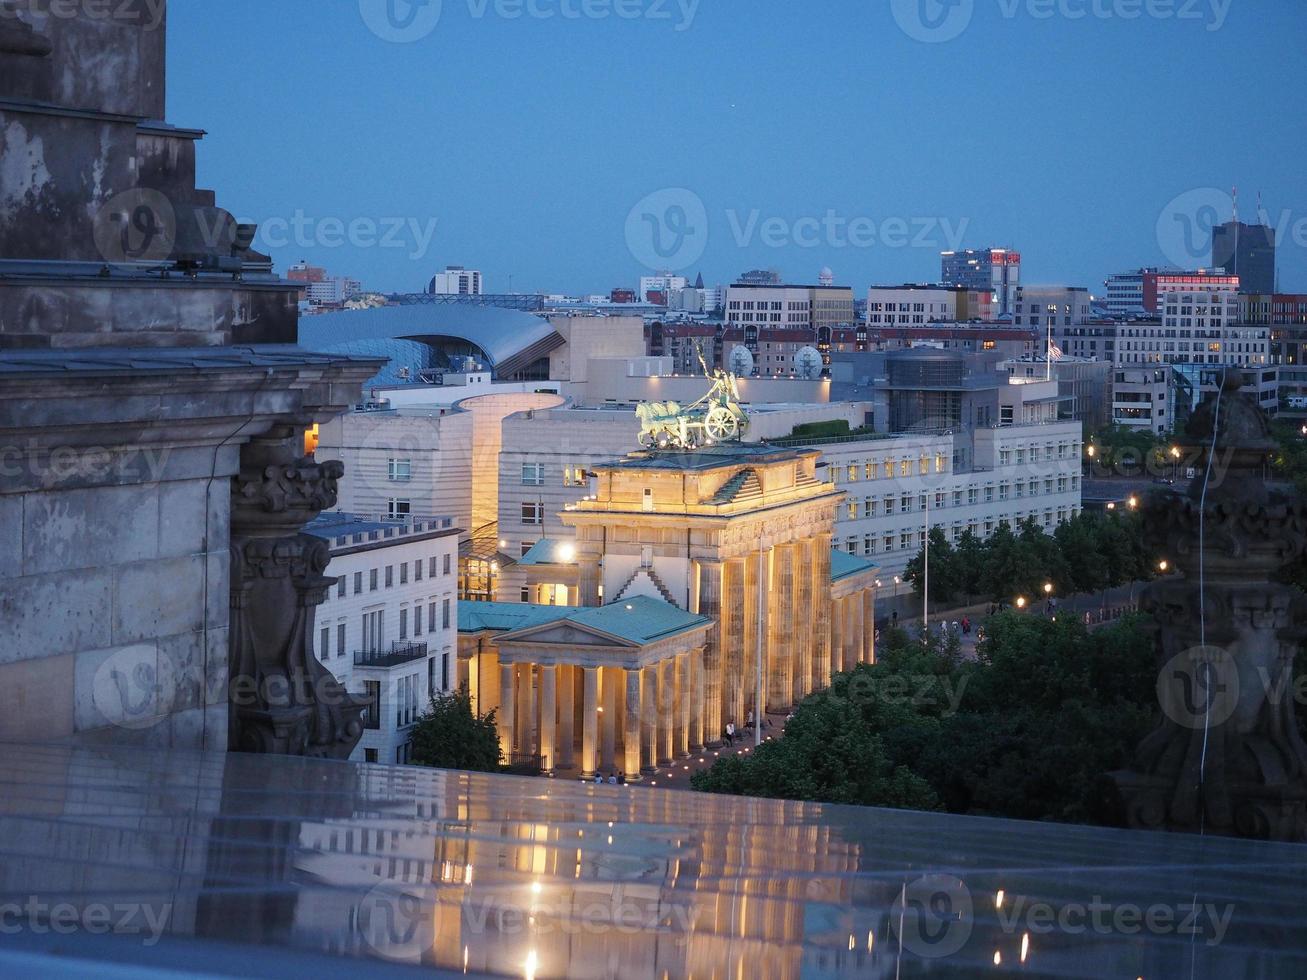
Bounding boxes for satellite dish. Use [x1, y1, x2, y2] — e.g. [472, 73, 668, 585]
[795, 346, 823, 379]
[728, 345, 755, 377]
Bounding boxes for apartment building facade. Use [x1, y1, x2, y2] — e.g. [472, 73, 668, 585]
[866, 284, 993, 326]
[307, 514, 461, 765]
[823, 421, 1084, 580]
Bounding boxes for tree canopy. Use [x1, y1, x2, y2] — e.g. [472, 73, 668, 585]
[409, 686, 503, 773]
[692, 614, 1156, 826]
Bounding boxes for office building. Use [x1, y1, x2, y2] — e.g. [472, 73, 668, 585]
[639, 273, 688, 304]
[941, 248, 1021, 316]
[428, 265, 484, 296]
[1011, 285, 1092, 330]
[1111, 368, 1171, 435]
[1213, 220, 1276, 294]
[1104, 269, 1152, 317]
[866, 284, 993, 325]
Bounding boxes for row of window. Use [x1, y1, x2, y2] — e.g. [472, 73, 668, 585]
[840, 507, 1079, 556]
[317, 599, 453, 660]
[842, 475, 1078, 519]
[331, 553, 454, 599]
[832, 454, 949, 483]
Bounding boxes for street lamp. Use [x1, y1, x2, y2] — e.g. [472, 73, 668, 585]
[1043, 582, 1054, 614]
[1127, 495, 1139, 510]
[1015, 596, 1028, 610]
[1169, 446, 1181, 480]
[1157, 559, 1169, 573]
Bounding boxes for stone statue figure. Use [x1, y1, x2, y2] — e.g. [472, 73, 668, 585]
[1113, 372, 1307, 841]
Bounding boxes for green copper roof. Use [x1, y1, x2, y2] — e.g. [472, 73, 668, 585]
[460, 595, 711, 647]
[516, 538, 579, 566]
[831, 548, 878, 583]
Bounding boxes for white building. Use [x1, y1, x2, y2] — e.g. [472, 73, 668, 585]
[303, 277, 361, 307]
[1012, 285, 1093, 331]
[824, 421, 1084, 580]
[639, 274, 688, 303]
[429, 266, 484, 295]
[1111, 367, 1171, 435]
[726, 284, 813, 329]
[866, 285, 993, 326]
[1116, 283, 1267, 367]
[307, 514, 462, 765]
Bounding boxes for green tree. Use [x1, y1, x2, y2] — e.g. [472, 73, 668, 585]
[409, 686, 502, 772]
[904, 527, 961, 604]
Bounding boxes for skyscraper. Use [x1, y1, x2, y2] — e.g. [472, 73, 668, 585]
[940, 248, 1021, 316]
[1212, 220, 1276, 294]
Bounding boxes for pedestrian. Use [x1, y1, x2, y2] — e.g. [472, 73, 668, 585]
[891, 609, 898, 625]
[724, 722, 735, 746]
[962, 617, 970, 635]
[594, 773, 603, 784]
[607, 773, 618, 785]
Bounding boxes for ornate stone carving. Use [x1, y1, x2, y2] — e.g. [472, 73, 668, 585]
[228, 427, 367, 760]
[1113, 373, 1307, 841]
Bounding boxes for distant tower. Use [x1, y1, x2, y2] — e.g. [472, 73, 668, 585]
[818, 267, 834, 287]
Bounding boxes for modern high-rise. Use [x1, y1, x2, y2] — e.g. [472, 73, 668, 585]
[941, 248, 1021, 316]
[1212, 220, 1276, 294]
[428, 265, 484, 295]
[1103, 269, 1152, 317]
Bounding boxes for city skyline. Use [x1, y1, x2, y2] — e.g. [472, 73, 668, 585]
[168, 0, 1307, 295]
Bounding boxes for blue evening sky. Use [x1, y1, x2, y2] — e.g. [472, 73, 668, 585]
[168, 0, 1306, 296]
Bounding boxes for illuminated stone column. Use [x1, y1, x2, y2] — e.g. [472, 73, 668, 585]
[578, 554, 601, 607]
[739, 552, 763, 729]
[852, 589, 866, 665]
[675, 652, 690, 758]
[658, 659, 674, 766]
[539, 664, 557, 773]
[695, 559, 724, 747]
[624, 668, 642, 781]
[600, 667, 617, 774]
[689, 647, 705, 753]
[517, 663, 535, 756]
[843, 592, 857, 668]
[793, 537, 814, 703]
[863, 588, 876, 663]
[557, 665, 575, 770]
[812, 534, 832, 689]
[831, 596, 845, 676]
[581, 666, 598, 780]
[641, 664, 658, 772]
[721, 557, 746, 733]
[497, 663, 515, 762]
[768, 543, 795, 710]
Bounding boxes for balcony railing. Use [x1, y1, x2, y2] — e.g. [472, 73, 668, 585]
[354, 641, 428, 669]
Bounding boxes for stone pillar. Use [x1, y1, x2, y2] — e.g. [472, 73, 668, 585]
[740, 552, 764, 728]
[658, 660, 674, 766]
[695, 559, 724, 747]
[862, 588, 875, 664]
[864, 588, 877, 664]
[517, 663, 536, 756]
[675, 652, 690, 758]
[539, 665, 557, 773]
[581, 666, 598, 780]
[792, 537, 814, 703]
[831, 596, 845, 676]
[578, 555, 601, 607]
[227, 428, 368, 758]
[557, 665, 575, 770]
[641, 664, 658, 772]
[498, 663, 516, 762]
[624, 668, 642, 781]
[768, 543, 795, 711]
[689, 648, 705, 754]
[844, 592, 857, 668]
[600, 667, 617, 774]
[851, 589, 866, 665]
[812, 533, 833, 690]
[722, 558, 746, 734]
